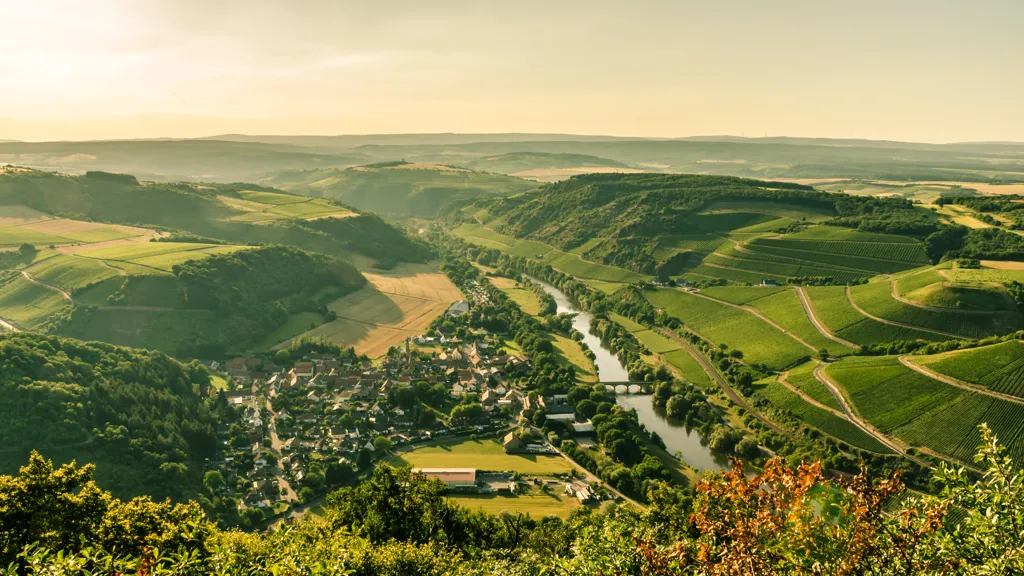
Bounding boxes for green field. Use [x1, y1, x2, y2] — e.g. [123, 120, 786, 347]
[702, 201, 835, 222]
[850, 281, 1021, 338]
[803, 286, 952, 346]
[645, 288, 809, 370]
[701, 285, 786, 305]
[25, 255, 120, 292]
[747, 289, 856, 355]
[758, 377, 893, 453]
[946, 267, 1024, 284]
[609, 312, 646, 333]
[0, 226, 68, 246]
[825, 356, 1024, 463]
[662, 349, 712, 388]
[551, 333, 597, 382]
[59, 227, 141, 243]
[917, 341, 1024, 399]
[453, 223, 647, 283]
[634, 329, 682, 354]
[450, 492, 581, 519]
[237, 190, 310, 205]
[0, 275, 71, 329]
[785, 361, 841, 411]
[392, 439, 576, 475]
[81, 242, 217, 261]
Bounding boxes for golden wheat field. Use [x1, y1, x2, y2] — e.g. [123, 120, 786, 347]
[277, 270, 463, 357]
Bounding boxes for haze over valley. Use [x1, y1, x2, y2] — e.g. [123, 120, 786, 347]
[2, 1, 1023, 574]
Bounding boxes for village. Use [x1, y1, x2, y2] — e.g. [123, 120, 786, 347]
[203, 300, 613, 522]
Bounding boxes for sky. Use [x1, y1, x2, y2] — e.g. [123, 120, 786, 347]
[1, 0, 1021, 143]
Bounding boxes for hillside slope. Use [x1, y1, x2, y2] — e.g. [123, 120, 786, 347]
[0, 167, 432, 266]
[461, 173, 931, 276]
[260, 161, 536, 217]
[0, 332, 226, 501]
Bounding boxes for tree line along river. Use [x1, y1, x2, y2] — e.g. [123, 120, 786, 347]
[527, 277, 727, 472]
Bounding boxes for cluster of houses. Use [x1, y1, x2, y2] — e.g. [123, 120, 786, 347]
[206, 332, 542, 514]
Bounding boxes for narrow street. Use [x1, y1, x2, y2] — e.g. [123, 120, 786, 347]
[263, 398, 298, 503]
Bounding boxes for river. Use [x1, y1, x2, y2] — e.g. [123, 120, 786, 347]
[527, 276, 726, 472]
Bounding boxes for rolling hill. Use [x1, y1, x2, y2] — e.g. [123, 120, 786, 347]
[258, 161, 536, 218]
[0, 166, 432, 267]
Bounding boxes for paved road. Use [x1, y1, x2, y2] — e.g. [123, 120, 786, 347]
[844, 286, 961, 339]
[657, 328, 786, 435]
[898, 355, 1024, 406]
[794, 286, 859, 349]
[263, 399, 298, 503]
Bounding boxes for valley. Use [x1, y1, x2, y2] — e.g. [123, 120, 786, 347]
[4, 143, 1024, 574]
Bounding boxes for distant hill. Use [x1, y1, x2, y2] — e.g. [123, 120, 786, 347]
[259, 161, 536, 218]
[456, 172, 933, 276]
[457, 151, 637, 180]
[0, 139, 370, 182]
[346, 139, 1024, 183]
[0, 167, 432, 266]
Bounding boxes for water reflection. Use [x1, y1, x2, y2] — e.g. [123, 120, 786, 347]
[524, 275, 726, 472]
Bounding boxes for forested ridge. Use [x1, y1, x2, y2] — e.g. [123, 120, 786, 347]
[0, 333, 226, 502]
[61, 246, 365, 357]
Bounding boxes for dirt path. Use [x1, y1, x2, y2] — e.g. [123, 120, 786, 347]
[657, 328, 786, 435]
[811, 363, 913, 458]
[898, 356, 1024, 406]
[778, 368, 847, 417]
[22, 270, 71, 301]
[794, 286, 860, 349]
[844, 286, 962, 339]
[890, 278, 1012, 315]
[0, 317, 19, 332]
[684, 288, 819, 353]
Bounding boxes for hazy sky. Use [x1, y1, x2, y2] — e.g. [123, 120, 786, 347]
[1, 0, 1021, 142]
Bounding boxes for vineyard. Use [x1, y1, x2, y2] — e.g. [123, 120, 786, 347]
[758, 378, 894, 453]
[645, 287, 809, 370]
[850, 281, 1022, 338]
[744, 240, 919, 274]
[750, 237, 929, 264]
[919, 341, 1024, 399]
[825, 356, 1024, 464]
[803, 286, 951, 346]
[785, 361, 842, 411]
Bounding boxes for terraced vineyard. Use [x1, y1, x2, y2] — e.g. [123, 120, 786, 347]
[702, 286, 855, 355]
[917, 341, 1024, 399]
[757, 377, 893, 453]
[804, 286, 952, 346]
[825, 356, 1024, 463]
[452, 222, 647, 283]
[785, 361, 842, 411]
[850, 281, 1022, 338]
[645, 287, 809, 370]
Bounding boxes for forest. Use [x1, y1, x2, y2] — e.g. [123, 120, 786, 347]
[2, 429, 1022, 575]
[0, 333, 229, 502]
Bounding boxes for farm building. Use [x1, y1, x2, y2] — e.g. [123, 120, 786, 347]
[502, 432, 522, 452]
[446, 300, 471, 317]
[414, 468, 477, 489]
